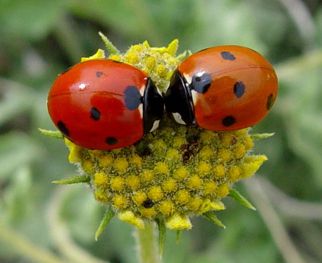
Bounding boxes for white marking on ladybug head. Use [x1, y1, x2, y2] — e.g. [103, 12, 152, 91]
[190, 89, 198, 105]
[138, 104, 143, 119]
[183, 73, 192, 85]
[149, 120, 160, 132]
[140, 84, 145, 96]
[172, 112, 186, 125]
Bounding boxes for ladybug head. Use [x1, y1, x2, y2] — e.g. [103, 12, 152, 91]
[143, 78, 164, 133]
[164, 70, 195, 126]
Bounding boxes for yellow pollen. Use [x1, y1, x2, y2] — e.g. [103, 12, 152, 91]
[187, 197, 203, 212]
[173, 136, 186, 147]
[166, 148, 180, 160]
[199, 146, 214, 159]
[94, 189, 109, 203]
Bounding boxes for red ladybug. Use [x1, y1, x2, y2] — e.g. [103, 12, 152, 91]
[47, 59, 163, 150]
[164, 45, 278, 130]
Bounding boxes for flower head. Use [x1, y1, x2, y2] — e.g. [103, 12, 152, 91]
[48, 35, 269, 233]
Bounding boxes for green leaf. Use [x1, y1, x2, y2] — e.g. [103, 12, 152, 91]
[38, 128, 63, 139]
[95, 207, 115, 241]
[251, 133, 275, 140]
[52, 175, 90, 185]
[229, 188, 256, 210]
[203, 212, 226, 229]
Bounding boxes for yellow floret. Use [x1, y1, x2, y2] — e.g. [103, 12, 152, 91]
[234, 143, 246, 159]
[140, 207, 157, 219]
[187, 197, 203, 212]
[159, 200, 174, 216]
[165, 214, 192, 230]
[218, 148, 232, 162]
[216, 184, 230, 197]
[113, 194, 128, 209]
[110, 176, 125, 192]
[118, 211, 145, 229]
[132, 191, 147, 205]
[187, 175, 202, 189]
[113, 158, 128, 174]
[154, 162, 169, 175]
[130, 154, 142, 167]
[141, 169, 154, 183]
[228, 166, 241, 181]
[199, 146, 214, 160]
[204, 181, 218, 195]
[126, 175, 141, 190]
[214, 164, 226, 178]
[166, 148, 180, 160]
[197, 161, 211, 176]
[173, 136, 186, 148]
[144, 56, 156, 70]
[82, 159, 95, 174]
[175, 190, 190, 205]
[174, 166, 188, 181]
[148, 186, 164, 202]
[99, 154, 114, 167]
[94, 189, 109, 203]
[244, 136, 254, 150]
[94, 172, 109, 188]
[162, 178, 178, 193]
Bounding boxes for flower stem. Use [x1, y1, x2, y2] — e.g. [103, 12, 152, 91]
[135, 222, 161, 263]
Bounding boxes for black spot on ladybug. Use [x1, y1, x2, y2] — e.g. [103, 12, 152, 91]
[57, 121, 69, 136]
[191, 73, 212, 93]
[106, 137, 118, 145]
[221, 51, 236, 61]
[124, 86, 142, 110]
[266, 94, 275, 110]
[142, 199, 154, 208]
[222, 116, 236, 127]
[96, 71, 104, 78]
[90, 107, 101, 120]
[233, 81, 245, 98]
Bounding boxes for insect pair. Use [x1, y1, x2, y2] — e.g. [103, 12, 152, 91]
[47, 45, 278, 150]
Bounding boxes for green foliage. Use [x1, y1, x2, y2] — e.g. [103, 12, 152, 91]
[1, 0, 322, 262]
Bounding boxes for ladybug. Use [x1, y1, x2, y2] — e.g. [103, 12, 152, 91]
[47, 59, 163, 150]
[164, 45, 278, 131]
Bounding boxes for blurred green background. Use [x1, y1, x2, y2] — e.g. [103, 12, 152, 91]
[1, 0, 322, 262]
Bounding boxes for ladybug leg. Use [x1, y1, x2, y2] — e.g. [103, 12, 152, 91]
[164, 70, 195, 125]
[143, 78, 164, 133]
